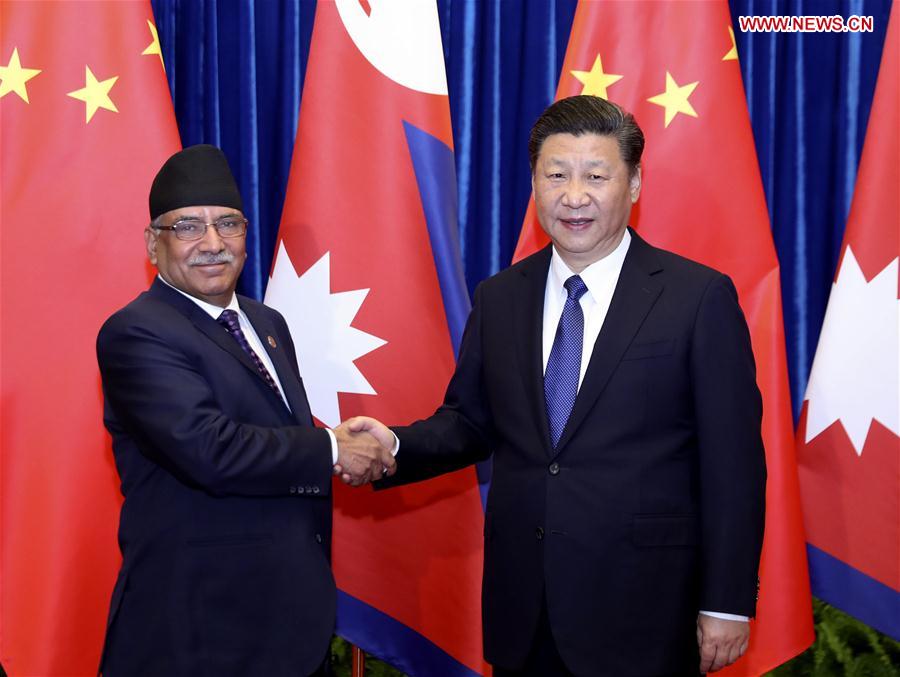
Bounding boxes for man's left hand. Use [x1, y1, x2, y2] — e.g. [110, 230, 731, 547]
[697, 614, 749, 673]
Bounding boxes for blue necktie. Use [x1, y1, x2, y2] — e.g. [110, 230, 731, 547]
[544, 275, 588, 449]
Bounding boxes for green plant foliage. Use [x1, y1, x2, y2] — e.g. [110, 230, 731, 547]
[766, 599, 899, 676]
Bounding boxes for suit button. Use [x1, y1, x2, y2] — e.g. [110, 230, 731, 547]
[315, 534, 323, 544]
[312, 486, 320, 494]
[289, 486, 297, 494]
[535, 527, 544, 540]
[297, 487, 305, 495]
[305, 486, 313, 494]
[548, 462, 560, 475]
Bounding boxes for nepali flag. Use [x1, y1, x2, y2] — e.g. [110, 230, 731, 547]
[264, 1, 487, 675]
[797, 5, 899, 641]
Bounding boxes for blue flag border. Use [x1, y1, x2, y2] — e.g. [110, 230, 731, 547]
[808, 543, 900, 640]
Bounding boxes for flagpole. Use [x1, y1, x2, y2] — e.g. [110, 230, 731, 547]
[351, 645, 365, 676]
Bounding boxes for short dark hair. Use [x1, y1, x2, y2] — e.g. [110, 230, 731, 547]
[528, 95, 644, 176]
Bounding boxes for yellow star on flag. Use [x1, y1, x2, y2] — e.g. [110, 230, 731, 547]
[723, 26, 738, 61]
[0, 48, 42, 103]
[647, 71, 699, 128]
[142, 19, 165, 69]
[571, 55, 623, 99]
[67, 66, 119, 123]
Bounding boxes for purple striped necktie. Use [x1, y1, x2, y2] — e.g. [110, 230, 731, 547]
[217, 309, 283, 399]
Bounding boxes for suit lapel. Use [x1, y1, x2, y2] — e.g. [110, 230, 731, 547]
[148, 279, 259, 376]
[513, 246, 555, 456]
[240, 300, 314, 424]
[148, 279, 296, 417]
[554, 230, 664, 453]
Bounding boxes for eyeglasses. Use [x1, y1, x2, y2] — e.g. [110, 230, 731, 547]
[151, 217, 248, 241]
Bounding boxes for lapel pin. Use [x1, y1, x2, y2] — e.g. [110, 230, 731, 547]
[267, 336, 277, 348]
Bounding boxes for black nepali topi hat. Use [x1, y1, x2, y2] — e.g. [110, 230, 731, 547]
[149, 144, 243, 220]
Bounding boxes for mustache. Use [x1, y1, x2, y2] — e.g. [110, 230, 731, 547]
[188, 251, 236, 266]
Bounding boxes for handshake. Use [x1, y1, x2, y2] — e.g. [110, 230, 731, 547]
[332, 416, 397, 486]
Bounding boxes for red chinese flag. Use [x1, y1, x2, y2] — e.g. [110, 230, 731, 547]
[514, 2, 814, 673]
[797, 6, 899, 639]
[264, 1, 486, 675]
[0, 3, 180, 675]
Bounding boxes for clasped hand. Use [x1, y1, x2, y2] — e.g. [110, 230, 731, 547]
[332, 416, 396, 486]
[697, 614, 750, 673]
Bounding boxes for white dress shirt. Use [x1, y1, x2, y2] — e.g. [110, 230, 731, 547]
[539, 234, 747, 623]
[542, 229, 631, 383]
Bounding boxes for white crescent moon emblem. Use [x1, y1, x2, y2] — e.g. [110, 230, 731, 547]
[335, 0, 448, 95]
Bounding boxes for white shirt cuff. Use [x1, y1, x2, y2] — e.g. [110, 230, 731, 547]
[699, 610, 749, 622]
[390, 432, 399, 456]
[326, 428, 338, 465]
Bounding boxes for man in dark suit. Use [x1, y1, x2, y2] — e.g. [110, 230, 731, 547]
[350, 96, 766, 676]
[97, 145, 394, 676]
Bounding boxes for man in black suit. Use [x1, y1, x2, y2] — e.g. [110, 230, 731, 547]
[97, 145, 394, 676]
[349, 96, 766, 676]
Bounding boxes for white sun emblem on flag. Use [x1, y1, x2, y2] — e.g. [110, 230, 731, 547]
[803, 246, 899, 455]
[265, 242, 387, 428]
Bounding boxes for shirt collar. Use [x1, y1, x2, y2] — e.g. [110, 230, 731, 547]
[549, 228, 632, 299]
[157, 274, 239, 319]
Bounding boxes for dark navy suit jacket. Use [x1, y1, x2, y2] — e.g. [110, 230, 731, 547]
[388, 230, 767, 676]
[97, 277, 335, 676]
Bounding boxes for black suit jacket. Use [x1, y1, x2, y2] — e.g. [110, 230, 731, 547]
[389, 230, 766, 676]
[97, 278, 335, 677]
